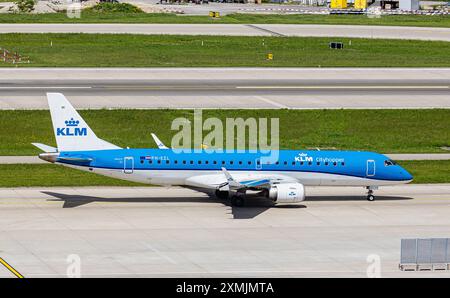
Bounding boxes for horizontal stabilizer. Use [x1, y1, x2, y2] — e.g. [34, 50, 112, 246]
[32, 143, 57, 153]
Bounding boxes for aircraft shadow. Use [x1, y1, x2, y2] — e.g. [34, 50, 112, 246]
[42, 191, 292, 219]
[41, 191, 411, 219]
[307, 195, 413, 201]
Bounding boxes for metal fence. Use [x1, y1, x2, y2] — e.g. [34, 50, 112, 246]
[400, 238, 450, 271]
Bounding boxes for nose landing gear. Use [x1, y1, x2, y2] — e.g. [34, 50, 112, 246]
[366, 186, 378, 201]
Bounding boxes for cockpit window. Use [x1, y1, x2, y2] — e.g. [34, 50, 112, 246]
[384, 159, 397, 166]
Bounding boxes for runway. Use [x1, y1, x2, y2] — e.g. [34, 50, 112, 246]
[0, 184, 449, 277]
[1, 68, 449, 109]
[1, 24, 449, 41]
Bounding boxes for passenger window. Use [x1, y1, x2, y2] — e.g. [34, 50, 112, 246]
[157, 160, 161, 164]
[140, 160, 144, 164]
[198, 160, 202, 164]
[149, 160, 153, 164]
[213, 161, 217, 165]
[333, 162, 337, 166]
[308, 162, 312, 165]
[175, 160, 178, 164]
[248, 161, 252, 165]
[292, 161, 295, 165]
[190, 161, 193, 164]
[230, 161, 234, 165]
[300, 162, 304, 166]
[325, 162, 329, 166]
[341, 162, 345, 166]
[166, 160, 169, 164]
[183, 160, 186, 164]
[284, 161, 287, 165]
[205, 161, 209, 164]
[317, 162, 320, 166]
[222, 161, 225, 165]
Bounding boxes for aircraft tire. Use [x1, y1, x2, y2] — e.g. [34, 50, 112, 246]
[231, 195, 245, 207]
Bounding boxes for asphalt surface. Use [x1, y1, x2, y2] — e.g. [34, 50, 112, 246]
[0, 184, 449, 277]
[1, 24, 449, 41]
[1, 68, 449, 109]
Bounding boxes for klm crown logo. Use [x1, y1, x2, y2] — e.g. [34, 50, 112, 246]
[65, 118, 80, 127]
[57, 118, 87, 136]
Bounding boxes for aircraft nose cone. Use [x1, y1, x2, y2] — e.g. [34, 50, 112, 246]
[402, 168, 413, 181]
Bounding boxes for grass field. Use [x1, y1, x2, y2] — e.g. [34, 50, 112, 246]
[0, 109, 448, 156]
[396, 160, 450, 184]
[0, 160, 447, 187]
[0, 12, 449, 27]
[1, 34, 449, 67]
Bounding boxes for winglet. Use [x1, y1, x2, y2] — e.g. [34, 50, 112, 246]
[221, 167, 241, 189]
[151, 133, 169, 150]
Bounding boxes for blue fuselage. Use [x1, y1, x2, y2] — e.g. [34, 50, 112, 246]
[56, 149, 413, 184]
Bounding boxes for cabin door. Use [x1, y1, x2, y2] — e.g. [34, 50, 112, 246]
[124, 156, 134, 174]
[366, 160, 375, 177]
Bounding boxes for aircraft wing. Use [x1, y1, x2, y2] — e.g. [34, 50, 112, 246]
[185, 168, 297, 190]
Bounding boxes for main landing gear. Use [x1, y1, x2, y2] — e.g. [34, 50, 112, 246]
[366, 186, 378, 201]
[215, 190, 245, 207]
[230, 195, 245, 207]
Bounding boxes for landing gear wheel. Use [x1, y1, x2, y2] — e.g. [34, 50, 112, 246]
[231, 195, 245, 207]
[367, 194, 375, 201]
[215, 190, 229, 200]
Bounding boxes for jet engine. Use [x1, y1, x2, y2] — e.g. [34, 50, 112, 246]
[268, 183, 305, 203]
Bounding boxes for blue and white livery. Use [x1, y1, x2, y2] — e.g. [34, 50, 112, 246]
[34, 93, 413, 206]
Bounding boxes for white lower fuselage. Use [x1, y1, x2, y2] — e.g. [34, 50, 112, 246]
[63, 163, 409, 189]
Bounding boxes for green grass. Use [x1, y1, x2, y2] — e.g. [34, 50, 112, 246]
[0, 109, 449, 156]
[0, 160, 448, 187]
[85, 3, 144, 13]
[397, 160, 450, 184]
[1, 34, 449, 67]
[0, 12, 449, 27]
[0, 164, 141, 187]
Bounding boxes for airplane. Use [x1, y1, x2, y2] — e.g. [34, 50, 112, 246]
[33, 93, 413, 207]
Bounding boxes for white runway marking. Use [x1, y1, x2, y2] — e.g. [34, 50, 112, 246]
[254, 95, 288, 109]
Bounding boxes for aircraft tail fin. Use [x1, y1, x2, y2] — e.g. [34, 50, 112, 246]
[47, 93, 121, 152]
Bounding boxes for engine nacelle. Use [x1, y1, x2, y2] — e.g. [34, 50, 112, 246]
[268, 183, 305, 203]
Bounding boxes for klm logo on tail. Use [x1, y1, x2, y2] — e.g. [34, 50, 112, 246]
[56, 118, 87, 136]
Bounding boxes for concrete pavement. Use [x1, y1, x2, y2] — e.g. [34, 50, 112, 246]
[0, 184, 449, 277]
[1, 68, 449, 109]
[1, 24, 450, 41]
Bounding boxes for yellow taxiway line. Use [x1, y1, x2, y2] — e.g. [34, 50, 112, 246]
[0, 257, 24, 278]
